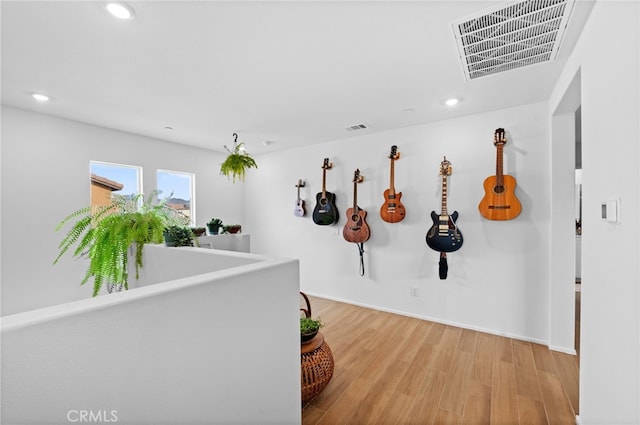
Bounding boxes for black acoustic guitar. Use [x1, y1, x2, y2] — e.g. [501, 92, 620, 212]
[426, 157, 463, 252]
[312, 158, 339, 225]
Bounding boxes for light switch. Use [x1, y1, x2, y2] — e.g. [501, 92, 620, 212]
[601, 199, 620, 223]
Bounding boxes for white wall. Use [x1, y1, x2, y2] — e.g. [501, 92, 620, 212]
[2, 245, 301, 424]
[245, 102, 557, 347]
[549, 2, 640, 424]
[0, 106, 244, 315]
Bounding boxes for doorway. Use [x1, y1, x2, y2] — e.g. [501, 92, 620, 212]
[574, 106, 582, 353]
[550, 69, 581, 355]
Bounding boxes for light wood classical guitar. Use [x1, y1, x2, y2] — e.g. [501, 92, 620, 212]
[380, 145, 406, 223]
[294, 179, 306, 217]
[312, 158, 339, 225]
[343, 169, 370, 243]
[426, 157, 463, 253]
[478, 128, 522, 220]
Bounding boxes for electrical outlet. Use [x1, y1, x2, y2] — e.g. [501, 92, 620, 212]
[410, 286, 419, 297]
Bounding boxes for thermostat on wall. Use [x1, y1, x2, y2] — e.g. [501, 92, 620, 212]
[601, 199, 620, 223]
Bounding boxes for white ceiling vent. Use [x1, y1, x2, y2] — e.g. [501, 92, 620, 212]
[345, 123, 368, 132]
[452, 0, 575, 81]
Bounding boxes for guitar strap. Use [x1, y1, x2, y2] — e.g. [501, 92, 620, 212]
[439, 252, 448, 280]
[357, 242, 365, 276]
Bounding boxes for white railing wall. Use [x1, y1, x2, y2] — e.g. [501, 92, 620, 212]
[1, 245, 301, 425]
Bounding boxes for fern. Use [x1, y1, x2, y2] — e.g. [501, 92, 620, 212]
[54, 192, 186, 296]
[220, 141, 258, 182]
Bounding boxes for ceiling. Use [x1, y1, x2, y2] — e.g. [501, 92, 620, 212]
[1, 1, 593, 155]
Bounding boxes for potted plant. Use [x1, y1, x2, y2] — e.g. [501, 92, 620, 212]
[191, 227, 206, 237]
[164, 225, 194, 247]
[54, 191, 188, 296]
[220, 133, 258, 182]
[300, 316, 323, 344]
[207, 218, 223, 235]
[222, 224, 241, 234]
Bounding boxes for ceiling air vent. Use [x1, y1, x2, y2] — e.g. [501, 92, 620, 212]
[452, 0, 575, 81]
[345, 123, 368, 132]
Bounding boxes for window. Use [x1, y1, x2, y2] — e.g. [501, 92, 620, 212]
[157, 169, 195, 226]
[90, 161, 142, 208]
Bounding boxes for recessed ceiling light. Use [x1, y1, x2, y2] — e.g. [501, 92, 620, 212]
[32, 93, 50, 102]
[445, 98, 460, 107]
[106, 2, 135, 20]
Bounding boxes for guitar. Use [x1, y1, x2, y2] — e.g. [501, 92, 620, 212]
[312, 158, 339, 225]
[294, 179, 306, 217]
[380, 145, 406, 223]
[426, 157, 463, 252]
[478, 128, 522, 220]
[343, 169, 370, 243]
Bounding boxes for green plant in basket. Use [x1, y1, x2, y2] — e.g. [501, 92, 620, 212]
[300, 317, 323, 343]
[54, 191, 188, 296]
[220, 133, 258, 182]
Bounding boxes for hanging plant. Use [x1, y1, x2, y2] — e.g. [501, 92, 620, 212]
[54, 192, 188, 296]
[220, 133, 258, 182]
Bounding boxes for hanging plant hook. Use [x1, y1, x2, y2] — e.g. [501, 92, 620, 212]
[225, 132, 241, 154]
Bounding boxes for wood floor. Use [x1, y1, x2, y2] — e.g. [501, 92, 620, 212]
[302, 296, 579, 425]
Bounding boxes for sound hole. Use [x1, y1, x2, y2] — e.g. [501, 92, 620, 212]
[351, 214, 360, 222]
[320, 198, 328, 206]
[493, 185, 505, 195]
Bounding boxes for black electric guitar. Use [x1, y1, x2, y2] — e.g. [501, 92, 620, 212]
[343, 169, 370, 243]
[426, 157, 463, 252]
[294, 179, 306, 217]
[380, 145, 406, 223]
[312, 158, 339, 225]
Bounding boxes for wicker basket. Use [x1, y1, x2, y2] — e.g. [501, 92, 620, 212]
[301, 332, 334, 404]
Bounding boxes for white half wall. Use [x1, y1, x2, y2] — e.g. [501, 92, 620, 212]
[549, 1, 640, 424]
[244, 102, 557, 347]
[1, 245, 301, 424]
[0, 106, 244, 315]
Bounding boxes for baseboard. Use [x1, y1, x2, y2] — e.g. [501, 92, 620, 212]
[304, 291, 558, 349]
[549, 344, 578, 355]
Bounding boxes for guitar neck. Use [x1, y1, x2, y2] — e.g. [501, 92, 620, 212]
[321, 168, 327, 198]
[388, 158, 396, 196]
[441, 175, 448, 216]
[352, 180, 358, 211]
[496, 143, 505, 186]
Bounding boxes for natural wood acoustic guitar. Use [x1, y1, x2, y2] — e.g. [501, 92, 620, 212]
[343, 169, 370, 243]
[478, 128, 522, 220]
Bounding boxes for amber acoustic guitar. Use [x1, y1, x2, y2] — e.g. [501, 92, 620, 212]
[478, 128, 522, 220]
[380, 145, 406, 223]
[343, 169, 370, 243]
